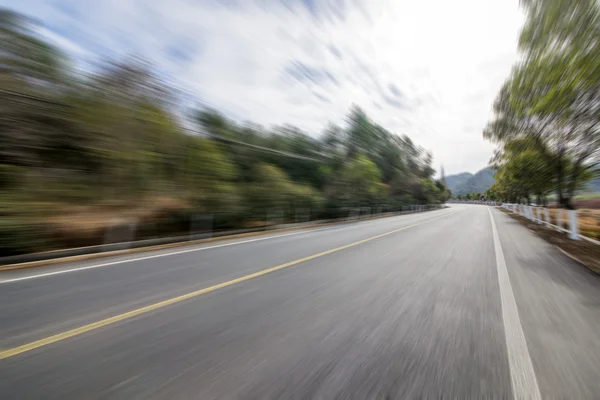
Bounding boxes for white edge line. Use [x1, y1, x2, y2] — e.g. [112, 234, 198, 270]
[0, 210, 449, 284]
[489, 208, 542, 400]
[0, 226, 339, 284]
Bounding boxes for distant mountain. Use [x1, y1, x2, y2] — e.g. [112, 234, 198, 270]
[445, 168, 597, 196]
[445, 172, 472, 194]
[585, 177, 600, 192]
[446, 167, 495, 195]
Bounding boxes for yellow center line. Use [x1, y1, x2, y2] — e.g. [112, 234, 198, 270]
[1, 208, 463, 360]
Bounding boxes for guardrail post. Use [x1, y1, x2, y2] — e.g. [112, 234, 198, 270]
[103, 218, 138, 250]
[569, 210, 579, 240]
[535, 207, 542, 224]
[544, 208, 550, 227]
[191, 214, 213, 239]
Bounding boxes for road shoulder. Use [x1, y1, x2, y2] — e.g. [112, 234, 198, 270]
[491, 208, 600, 399]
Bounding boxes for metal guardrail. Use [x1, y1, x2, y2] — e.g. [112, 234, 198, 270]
[1, 204, 447, 266]
[446, 200, 500, 206]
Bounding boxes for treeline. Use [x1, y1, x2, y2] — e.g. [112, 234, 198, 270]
[455, 193, 485, 201]
[1, 9, 449, 255]
[484, 0, 599, 208]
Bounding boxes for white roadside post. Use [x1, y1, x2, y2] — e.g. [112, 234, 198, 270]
[530, 206, 535, 221]
[544, 208, 550, 227]
[569, 210, 579, 240]
[528, 206, 533, 220]
[530, 206, 534, 221]
[535, 207, 542, 224]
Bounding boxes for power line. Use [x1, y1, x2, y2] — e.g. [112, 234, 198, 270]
[183, 127, 330, 162]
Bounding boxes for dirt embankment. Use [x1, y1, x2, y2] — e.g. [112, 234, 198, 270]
[45, 197, 193, 249]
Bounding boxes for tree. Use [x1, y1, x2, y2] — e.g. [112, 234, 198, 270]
[0, 7, 451, 255]
[484, 0, 599, 209]
[434, 179, 450, 203]
[490, 138, 555, 204]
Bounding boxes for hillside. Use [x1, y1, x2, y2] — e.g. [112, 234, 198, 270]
[446, 167, 495, 195]
[445, 172, 472, 194]
[586, 177, 600, 192]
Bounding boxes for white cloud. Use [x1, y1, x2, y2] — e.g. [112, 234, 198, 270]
[6, 0, 524, 174]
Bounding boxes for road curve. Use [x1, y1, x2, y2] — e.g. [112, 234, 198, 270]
[2, 205, 600, 399]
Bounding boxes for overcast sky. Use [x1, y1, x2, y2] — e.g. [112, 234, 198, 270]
[4, 0, 524, 175]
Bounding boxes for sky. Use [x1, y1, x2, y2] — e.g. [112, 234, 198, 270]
[3, 0, 524, 175]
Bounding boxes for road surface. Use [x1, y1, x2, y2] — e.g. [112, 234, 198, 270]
[2, 205, 600, 399]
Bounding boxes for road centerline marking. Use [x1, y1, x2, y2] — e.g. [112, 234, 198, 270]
[488, 208, 541, 400]
[1, 209, 462, 360]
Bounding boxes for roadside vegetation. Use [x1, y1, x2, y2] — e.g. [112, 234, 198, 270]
[482, 0, 599, 210]
[1, 9, 450, 257]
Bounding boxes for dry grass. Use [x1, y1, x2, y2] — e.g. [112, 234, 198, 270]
[45, 196, 192, 247]
[545, 208, 600, 240]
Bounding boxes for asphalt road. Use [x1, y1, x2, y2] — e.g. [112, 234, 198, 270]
[2, 205, 600, 399]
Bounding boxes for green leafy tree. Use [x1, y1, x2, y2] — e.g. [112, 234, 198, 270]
[484, 0, 599, 209]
